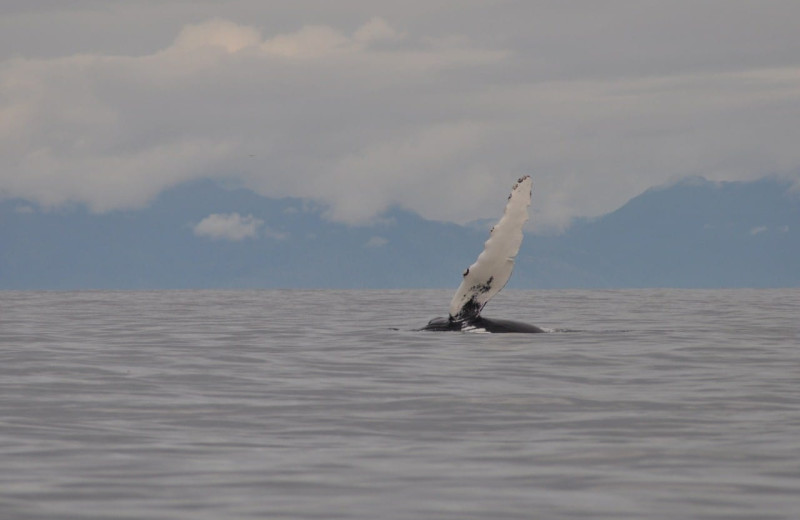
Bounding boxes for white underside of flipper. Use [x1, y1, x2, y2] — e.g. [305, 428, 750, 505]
[448, 176, 532, 321]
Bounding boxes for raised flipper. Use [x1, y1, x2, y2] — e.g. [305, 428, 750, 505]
[448, 175, 532, 322]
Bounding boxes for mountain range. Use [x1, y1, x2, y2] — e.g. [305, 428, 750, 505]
[1, 176, 798, 289]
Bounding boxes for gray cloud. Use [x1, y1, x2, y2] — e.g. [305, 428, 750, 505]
[2, 2, 800, 232]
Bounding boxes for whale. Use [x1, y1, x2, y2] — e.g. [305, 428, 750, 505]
[421, 175, 544, 333]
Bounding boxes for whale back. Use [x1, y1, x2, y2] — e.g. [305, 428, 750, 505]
[448, 176, 532, 322]
[420, 315, 544, 333]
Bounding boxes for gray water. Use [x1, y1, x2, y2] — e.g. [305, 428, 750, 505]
[1, 289, 799, 520]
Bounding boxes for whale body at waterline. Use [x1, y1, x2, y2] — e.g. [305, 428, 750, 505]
[420, 175, 544, 333]
[421, 316, 545, 333]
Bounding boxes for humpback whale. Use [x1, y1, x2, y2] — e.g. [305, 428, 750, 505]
[421, 175, 544, 333]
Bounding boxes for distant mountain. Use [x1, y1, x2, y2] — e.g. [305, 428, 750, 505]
[519, 176, 799, 288]
[1, 176, 798, 289]
[0, 181, 480, 289]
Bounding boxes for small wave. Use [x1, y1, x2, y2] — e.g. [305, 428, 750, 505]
[544, 328, 633, 334]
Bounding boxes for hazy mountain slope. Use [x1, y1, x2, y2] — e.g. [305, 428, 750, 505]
[1, 177, 797, 289]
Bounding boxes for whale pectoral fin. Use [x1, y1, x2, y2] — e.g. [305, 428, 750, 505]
[449, 176, 532, 321]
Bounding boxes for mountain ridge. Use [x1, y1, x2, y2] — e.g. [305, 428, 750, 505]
[1, 176, 797, 289]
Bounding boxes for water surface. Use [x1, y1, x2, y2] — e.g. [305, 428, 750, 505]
[1, 289, 799, 519]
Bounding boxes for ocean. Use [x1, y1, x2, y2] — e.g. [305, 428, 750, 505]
[1, 289, 799, 519]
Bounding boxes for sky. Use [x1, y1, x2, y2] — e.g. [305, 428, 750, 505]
[2, 0, 800, 233]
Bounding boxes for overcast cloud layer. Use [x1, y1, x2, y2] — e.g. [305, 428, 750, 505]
[2, 1, 799, 231]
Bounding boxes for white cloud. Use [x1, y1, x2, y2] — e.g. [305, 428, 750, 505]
[749, 226, 768, 235]
[261, 24, 350, 58]
[353, 17, 403, 44]
[2, 4, 800, 232]
[171, 18, 261, 53]
[193, 213, 264, 241]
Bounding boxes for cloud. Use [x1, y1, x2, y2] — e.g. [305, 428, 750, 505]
[364, 236, 389, 248]
[353, 17, 403, 44]
[171, 18, 261, 53]
[0, 16, 507, 219]
[261, 226, 288, 240]
[2, 4, 800, 232]
[193, 213, 264, 241]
